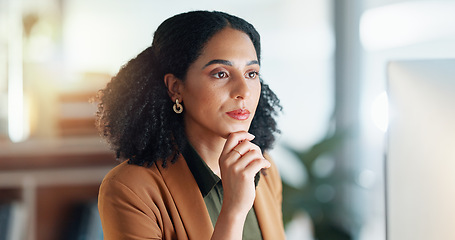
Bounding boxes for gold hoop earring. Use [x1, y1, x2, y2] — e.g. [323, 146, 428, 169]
[173, 99, 183, 114]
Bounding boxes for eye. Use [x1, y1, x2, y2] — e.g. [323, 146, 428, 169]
[245, 71, 259, 79]
[212, 71, 229, 79]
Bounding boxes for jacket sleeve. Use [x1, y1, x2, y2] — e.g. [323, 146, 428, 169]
[254, 153, 286, 239]
[98, 178, 162, 240]
[264, 153, 283, 207]
[271, 161, 283, 208]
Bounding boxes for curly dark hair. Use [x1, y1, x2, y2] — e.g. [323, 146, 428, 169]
[96, 10, 282, 167]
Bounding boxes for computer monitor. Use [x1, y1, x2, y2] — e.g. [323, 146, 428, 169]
[386, 59, 455, 240]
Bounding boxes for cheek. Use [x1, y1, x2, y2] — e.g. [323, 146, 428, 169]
[252, 83, 262, 103]
[196, 88, 223, 104]
[185, 87, 223, 111]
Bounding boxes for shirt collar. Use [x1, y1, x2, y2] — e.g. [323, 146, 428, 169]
[182, 142, 220, 197]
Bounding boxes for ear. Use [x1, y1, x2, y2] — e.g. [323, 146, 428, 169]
[163, 73, 184, 102]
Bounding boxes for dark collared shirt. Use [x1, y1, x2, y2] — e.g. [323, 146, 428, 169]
[182, 143, 263, 240]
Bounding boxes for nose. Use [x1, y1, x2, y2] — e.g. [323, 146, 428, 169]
[230, 72, 251, 99]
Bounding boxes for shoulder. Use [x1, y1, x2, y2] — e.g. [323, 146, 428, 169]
[98, 161, 170, 239]
[99, 160, 166, 200]
[102, 161, 161, 185]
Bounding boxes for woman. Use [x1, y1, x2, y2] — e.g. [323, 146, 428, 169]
[97, 10, 284, 239]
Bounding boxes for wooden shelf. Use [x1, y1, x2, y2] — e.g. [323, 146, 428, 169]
[0, 136, 118, 240]
[0, 188, 22, 203]
[36, 184, 101, 240]
[0, 136, 116, 170]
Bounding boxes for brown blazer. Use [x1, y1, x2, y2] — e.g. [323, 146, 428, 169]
[98, 154, 286, 240]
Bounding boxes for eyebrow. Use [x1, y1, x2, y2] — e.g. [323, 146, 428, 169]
[202, 59, 259, 69]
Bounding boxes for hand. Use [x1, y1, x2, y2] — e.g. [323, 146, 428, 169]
[218, 131, 271, 217]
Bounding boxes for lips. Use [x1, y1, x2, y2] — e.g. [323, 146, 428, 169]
[226, 109, 250, 120]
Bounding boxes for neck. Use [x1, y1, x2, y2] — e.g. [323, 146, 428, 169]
[185, 130, 225, 177]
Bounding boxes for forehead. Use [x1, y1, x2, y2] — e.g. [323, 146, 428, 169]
[196, 28, 258, 63]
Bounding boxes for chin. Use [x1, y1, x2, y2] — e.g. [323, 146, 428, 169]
[225, 125, 251, 135]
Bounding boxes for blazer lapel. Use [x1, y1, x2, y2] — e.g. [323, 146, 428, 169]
[158, 154, 214, 239]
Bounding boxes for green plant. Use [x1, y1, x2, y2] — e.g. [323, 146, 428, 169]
[282, 129, 351, 240]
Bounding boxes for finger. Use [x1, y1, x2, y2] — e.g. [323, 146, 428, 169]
[221, 148, 263, 177]
[230, 149, 264, 170]
[232, 140, 262, 157]
[242, 158, 271, 178]
[221, 131, 255, 156]
[221, 149, 244, 168]
[223, 141, 261, 167]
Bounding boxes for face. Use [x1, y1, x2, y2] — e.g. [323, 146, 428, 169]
[180, 27, 261, 140]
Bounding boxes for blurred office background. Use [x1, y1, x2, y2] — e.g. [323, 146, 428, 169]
[0, 0, 454, 239]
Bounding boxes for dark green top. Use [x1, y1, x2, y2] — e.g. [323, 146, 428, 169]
[182, 143, 263, 240]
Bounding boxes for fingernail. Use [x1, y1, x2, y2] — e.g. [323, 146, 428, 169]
[265, 159, 271, 168]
